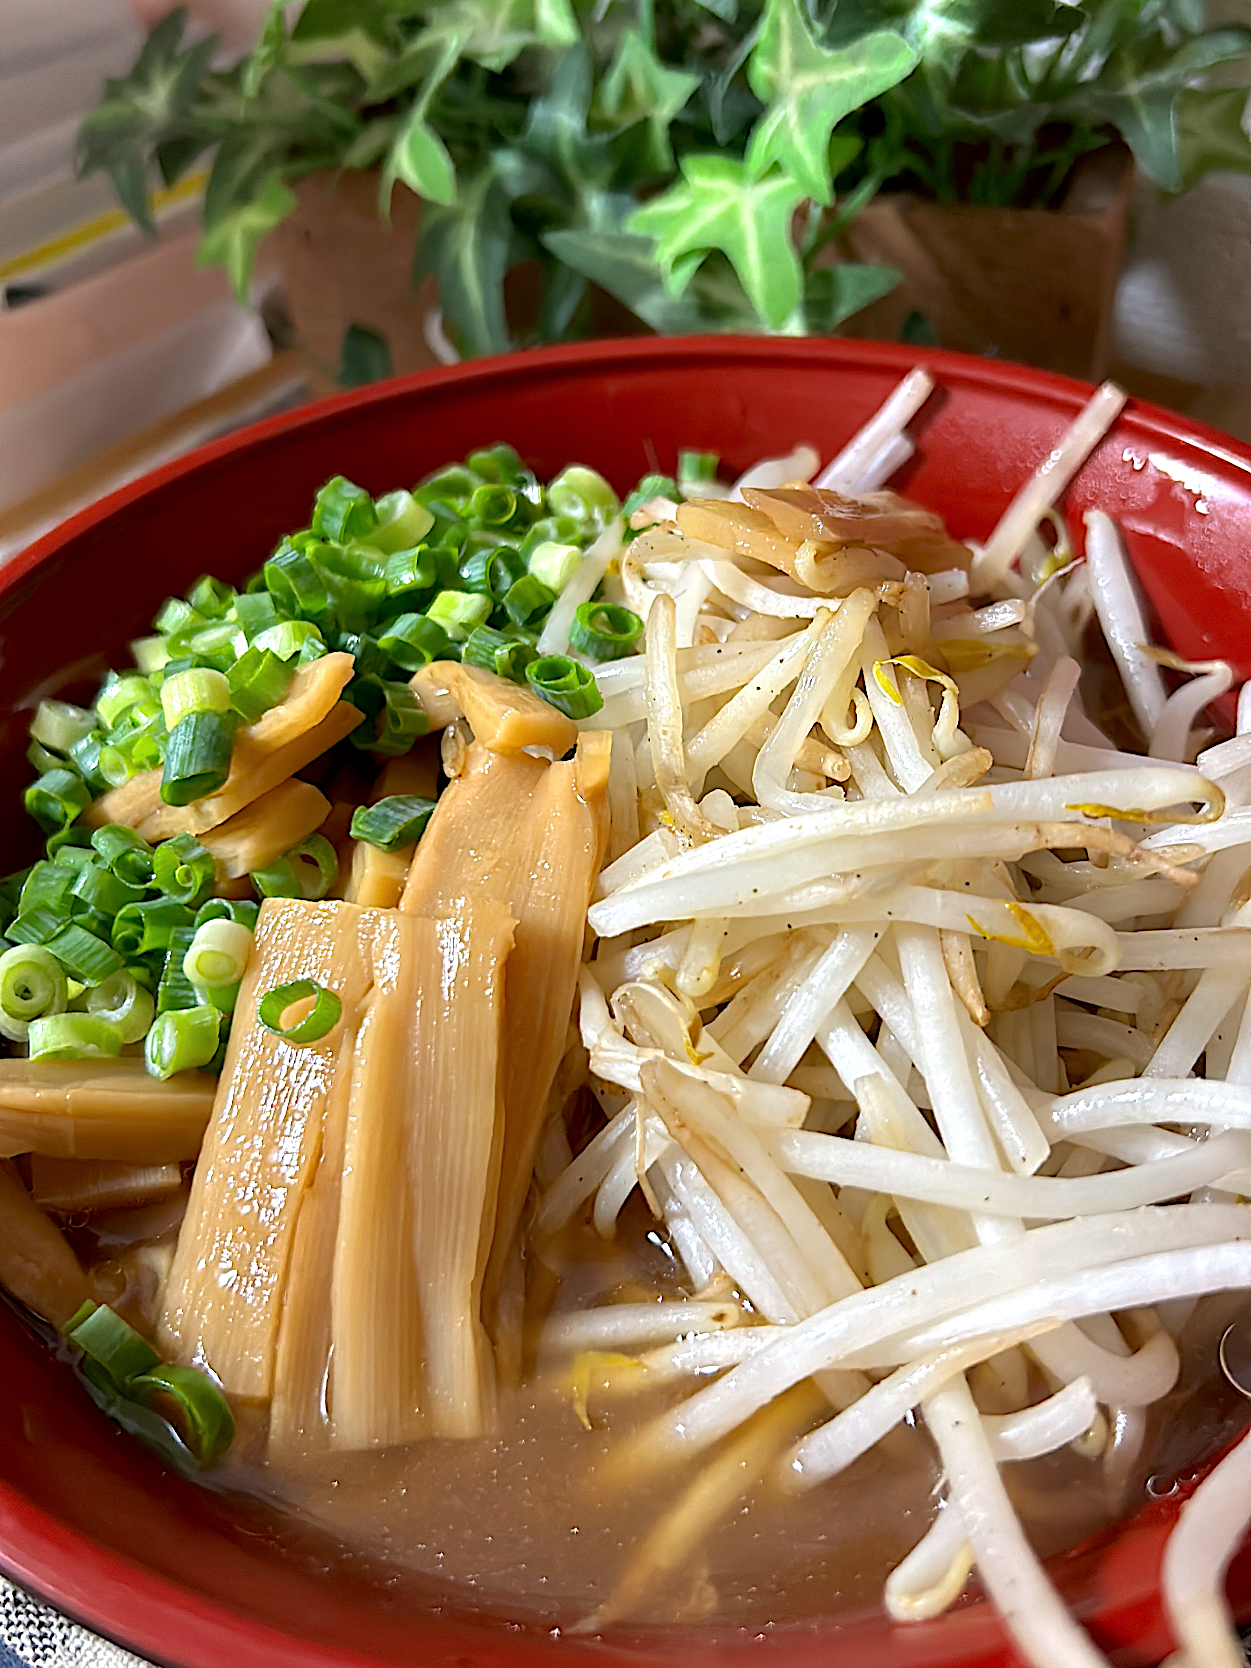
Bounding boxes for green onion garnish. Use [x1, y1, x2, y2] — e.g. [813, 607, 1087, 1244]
[466, 443, 524, 483]
[30, 701, 95, 756]
[194, 897, 260, 931]
[25, 769, 91, 832]
[69, 861, 144, 918]
[369, 489, 434, 553]
[253, 620, 326, 665]
[366, 681, 428, 756]
[130, 635, 171, 674]
[383, 546, 437, 598]
[159, 667, 230, 730]
[468, 483, 518, 526]
[154, 598, 199, 635]
[462, 625, 534, 682]
[502, 574, 555, 631]
[258, 979, 342, 1045]
[144, 1005, 221, 1078]
[226, 646, 296, 724]
[97, 674, 157, 730]
[569, 601, 643, 662]
[527, 541, 581, 594]
[63, 1299, 160, 1381]
[677, 450, 720, 491]
[311, 475, 377, 544]
[349, 795, 437, 852]
[127, 1362, 236, 1468]
[19, 862, 74, 916]
[6, 908, 62, 947]
[186, 574, 235, 619]
[160, 712, 235, 807]
[153, 833, 215, 906]
[182, 919, 253, 991]
[0, 945, 68, 1042]
[622, 473, 679, 520]
[426, 589, 491, 642]
[526, 655, 604, 719]
[85, 970, 156, 1045]
[377, 612, 450, 671]
[91, 825, 155, 888]
[264, 546, 329, 618]
[156, 926, 200, 1013]
[28, 1012, 123, 1061]
[286, 835, 338, 900]
[547, 464, 619, 527]
[111, 898, 194, 956]
[249, 858, 303, 900]
[231, 590, 279, 642]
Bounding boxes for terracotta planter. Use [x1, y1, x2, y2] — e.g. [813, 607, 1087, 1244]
[841, 145, 1135, 380]
[270, 170, 645, 389]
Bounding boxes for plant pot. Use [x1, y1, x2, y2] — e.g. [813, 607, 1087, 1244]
[840, 144, 1135, 380]
[270, 170, 647, 389]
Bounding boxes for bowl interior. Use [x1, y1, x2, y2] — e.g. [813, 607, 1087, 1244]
[3, 336, 1251, 1668]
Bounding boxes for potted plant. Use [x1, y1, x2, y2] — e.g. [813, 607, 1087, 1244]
[78, 0, 920, 379]
[830, 1, 1251, 378]
[81, 1, 1251, 384]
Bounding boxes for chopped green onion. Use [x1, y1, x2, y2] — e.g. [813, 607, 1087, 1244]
[568, 601, 644, 662]
[383, 546, 437, 598]
[502, 574, 555, 631]
[227, 647, 296, 724]
[313, 545, 386, 628]
[416, 464, 479, 509]
[231, 591, 279, 640]
[6, 908, 62, 946]
[28, 1012, 122, 1060]
[153, 833, 215, 906]
[249, 858, 303, 900]
[31, 701, 95, 756]
[0, 945, 68, 1042]
[86, 970, 156, 1045]
[159, 668, 230, 730]
[311, 476, 377, 543]
[547, 465, 618, 528]
[377, 612, 449, 671]
[258, 979, 342, 1045]
[183, 919, 253, 990]
[52, 844, 93, 874]
[426, 590, 491, 642]
[130, 636, 171, 675]
[97, 745, 135, 789]
[144, 1005, 221, 1078]
[462, 625, 534, 682]
[468, 483, 517, 526]
[69, 860, 145, 918]
[526, 655, 604, 719]
[527, 541, 581, 594]
[67, 734, 107, 791]
[350, 795, 437, 852]
[194, 897, 259, 931]
[25, 769, 91, 832]
[127, 1361, 236, 1468]
[253, 620, 325, 664]
[154, 597, 200, 635]
[264, 546, 329, 618]
[91, 825, 156, 889]
[180, 620, 238, 665]
[369, 489, 434, 553]
[285, 835, 339, 899]
[160, 712, 234, 807]
[20, 862, 74, 916]
[63, 1300, 160, 1381]
[27, 740, 63, 777]
[157, 927, 199, 1012]
[197, 980, 240, 1016]
[186, 575, 235, 619]
[363, 681, 428, 756]
[622, 473, 678, 520]
[334, 632, 387, 679]
[112, 898, 194, 957]
[98, 674, 158, 730]
[466, 443, 524, 483]
[43, 923, 123, 985]
[677, 450, 720, 492]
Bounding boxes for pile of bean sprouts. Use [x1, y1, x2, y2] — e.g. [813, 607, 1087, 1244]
[534, 370, 1251, 1668]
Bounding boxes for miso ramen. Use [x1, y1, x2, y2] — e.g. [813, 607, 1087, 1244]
[4, 371, 1251, 1668]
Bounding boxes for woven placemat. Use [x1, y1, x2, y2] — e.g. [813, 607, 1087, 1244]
[0, 1579, 146, 1668]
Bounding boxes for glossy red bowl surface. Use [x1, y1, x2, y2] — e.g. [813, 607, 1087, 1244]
[2, 336, 1251, 1668]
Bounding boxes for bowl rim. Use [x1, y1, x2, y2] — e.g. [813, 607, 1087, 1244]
[3, 332, 1250, 1668]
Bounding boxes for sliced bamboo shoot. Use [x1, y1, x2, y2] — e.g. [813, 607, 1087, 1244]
[30, 1156, 182, 1214]
[343, 746, 440, 910]
[412, 662, 577, 756]
[200, 779, 330, 880]
[88, 654, 359, 838]
[0, 1161, 90, 1327]
[400, 744, 547, 915]
[0, 1058, 213, 1162]
[159, 898, 376, 1399]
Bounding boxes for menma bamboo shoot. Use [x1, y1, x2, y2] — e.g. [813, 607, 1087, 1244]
[343, 746, 440, 910]
[0, 1058, 213, 1162]
[30, 1156, 183, 1215]
[0, 1161, 90, 1327]
[199, 779, 330, 880]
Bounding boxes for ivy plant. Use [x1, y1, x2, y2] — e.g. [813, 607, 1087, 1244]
[79, 0, 1251, 361]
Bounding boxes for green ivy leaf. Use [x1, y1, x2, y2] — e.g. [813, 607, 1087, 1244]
[286, 0, 395, 83]
[1177, 85, 1251, 192]
[417, 166, 513, 355]
[542, 226, 759, 333]
[337, 323, 393, 387]
[196, 169, 296, 301]
[380, 110, 457, 208]
[803, 261, 901, 332]
[241, 1, 287, 99]
[628, 153, 807, 329]
[431, 0, 578, 74]
[598, 29, 700, 174]
[693, 0, 738, 19]
[518, 45, 617, 206]
[746, 0, 916, 204]
[76, 7, 216, 232]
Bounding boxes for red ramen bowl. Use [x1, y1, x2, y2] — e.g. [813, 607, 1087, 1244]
[1, 336, 1250, 1668]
